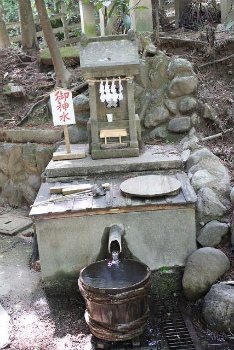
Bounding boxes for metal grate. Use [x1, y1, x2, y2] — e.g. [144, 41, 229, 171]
[155, 296, 200, 350]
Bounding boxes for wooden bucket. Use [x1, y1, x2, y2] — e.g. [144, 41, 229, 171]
[78, 259, 151, 341]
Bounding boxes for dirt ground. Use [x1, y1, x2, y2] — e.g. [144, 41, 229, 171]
[1, 23, 234, 350]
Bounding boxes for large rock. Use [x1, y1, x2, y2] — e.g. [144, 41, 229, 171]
[1, 180, 22, 208]
[168, 116, 191, 133]
[68, 125, 88, 143]
[168, 76, 198, 98]
[230, 187, 234, 204]
[164, 98, 178, 114]
[187, 148, 231, 202]
[22, 143, 37, 174]
[182, 247, 230, 301]
[35, 145, 53, 175]
[150, 53, 170, 90]
[167, 58, 194, 79]
[73, 94, 90, 113]
[203, 283, 234, 333]
[191, 169, 215, 191]
[135, 59, 150, 88]
[196, 188, 228, 224]
[203, 103, 218, 121]
[197, 220, 229, 247]
[7, 145, 25, 183]
[178, 96, 198, 114]
[0, 143, 54, 207]
[149, 124, 169, 139]
[144, 106, 170, 128]
[186, 148, 217, 169]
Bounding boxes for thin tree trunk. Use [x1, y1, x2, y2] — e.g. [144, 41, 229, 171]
[0, 0, 11, 48]
[19, 0, 39, 51]
[35, 0, 71, 88]
[151, 0, 160, 46]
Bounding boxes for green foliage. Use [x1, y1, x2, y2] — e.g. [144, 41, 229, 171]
[2, 0, 19, 22]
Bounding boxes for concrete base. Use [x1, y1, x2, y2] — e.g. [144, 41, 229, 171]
[35, 208, 196, 282]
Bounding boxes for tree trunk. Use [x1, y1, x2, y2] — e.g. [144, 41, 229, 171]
[0, 0, 11, 48]
[19, 0, 39, 51]
[151, 0, 160, 46]
[35, 0, 71, 88]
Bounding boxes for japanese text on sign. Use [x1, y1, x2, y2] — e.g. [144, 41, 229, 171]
[50, 89, 76, 126]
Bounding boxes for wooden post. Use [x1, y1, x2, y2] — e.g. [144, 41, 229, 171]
[63, 125, 71, 153]
[127, 78, 138, 148]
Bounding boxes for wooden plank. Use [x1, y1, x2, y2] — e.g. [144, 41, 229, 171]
[52, 196, 73, 214]
[35, 204, 192, 220]
[53, 150, 85, 161]
[100, 129, 128, 144]
[30, 184, 55, 216]
[111, 178, 127, 208]
[175, 173, 197, 204]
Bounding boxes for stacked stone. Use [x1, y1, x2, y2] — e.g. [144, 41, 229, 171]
[134, 53, 199, 140]
[0, 143, 54, 207]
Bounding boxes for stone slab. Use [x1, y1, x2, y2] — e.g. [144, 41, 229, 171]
[0, 129, 62, 144]
[45, 143, 182, 181]
[0, 304, 10, 349]
[0, 214, 32, 236]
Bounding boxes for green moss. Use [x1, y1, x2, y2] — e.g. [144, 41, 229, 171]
[40, 46, 79, 60]
[151, 267, 184, 297]
[83, 23, 96, 37]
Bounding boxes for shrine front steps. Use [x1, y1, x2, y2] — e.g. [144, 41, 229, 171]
[45, 143, 183, 182]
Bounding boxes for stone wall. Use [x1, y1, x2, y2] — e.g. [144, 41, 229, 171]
[135, 53, 198, 141]
[0, 143, 54, 207]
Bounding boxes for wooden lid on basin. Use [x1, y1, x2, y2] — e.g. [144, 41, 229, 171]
[120, 175, 181, 197]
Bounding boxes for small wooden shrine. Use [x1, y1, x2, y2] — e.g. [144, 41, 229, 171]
[78, 30, 141, 159]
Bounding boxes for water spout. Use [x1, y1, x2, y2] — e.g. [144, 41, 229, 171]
[108, 224, 123, 255]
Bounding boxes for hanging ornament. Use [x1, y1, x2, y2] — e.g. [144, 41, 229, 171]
[111, 78, 118, 103]
[99, 80, 106, 103]
[118, 77, 123, 101]
[104, 79, 112, 103]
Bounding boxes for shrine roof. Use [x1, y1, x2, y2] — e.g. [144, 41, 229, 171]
[79, 33, 139, 78]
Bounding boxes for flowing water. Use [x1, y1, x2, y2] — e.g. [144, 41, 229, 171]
[82, 257, 147, 289]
